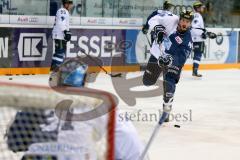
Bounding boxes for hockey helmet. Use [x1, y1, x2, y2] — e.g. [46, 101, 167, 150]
[180, 10, 194, 21]
[62, 0, 73, 4]
[59, 58, 88, 87]
[163, 0, 173, 10]
[193, 1, 203, 8]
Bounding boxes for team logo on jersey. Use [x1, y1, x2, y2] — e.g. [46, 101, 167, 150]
[175, 36, 183, 44]
[194, 20, 198, 24]
[18, 33, 47, 61]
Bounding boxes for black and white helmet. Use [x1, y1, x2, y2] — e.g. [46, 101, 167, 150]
[180, 10, 194, 21]
[163, 0, 173, 10]
[62, 0, 73, 4]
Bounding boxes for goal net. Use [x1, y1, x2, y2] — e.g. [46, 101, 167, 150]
[0, 82, 116, 160]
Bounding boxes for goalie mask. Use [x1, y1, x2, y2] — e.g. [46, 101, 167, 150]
[49, 58, 88, 87]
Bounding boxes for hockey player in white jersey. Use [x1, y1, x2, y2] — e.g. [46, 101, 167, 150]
[142, 7, 179, 85]
[191, 1, 206, 77]
[142, 0, 174, 44]
[7, 62, 146, 159]
[51, 0, 73, 71]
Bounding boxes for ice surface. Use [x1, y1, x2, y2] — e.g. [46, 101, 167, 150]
[0, 69, 240, 160]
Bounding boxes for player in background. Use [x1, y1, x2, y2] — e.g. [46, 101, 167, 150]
[191, 1, 206, 77]
[143, 10, 194, 122]
[142, 0, 174, 44]
[51, 0, 73, 72]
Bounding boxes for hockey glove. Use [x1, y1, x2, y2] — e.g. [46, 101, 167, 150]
[158, 54, 173, 68]
[201, 32, 207, 39]
[153, 25, 165, 44]
[64, 30, 72, 42]
[142, 24, 149, 34]
[207, 32, 217, 39]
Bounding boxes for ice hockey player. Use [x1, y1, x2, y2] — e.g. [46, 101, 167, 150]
[7, 61, 146, 159]
[142, 10, 194, 122]
[51, 0, 73, 71]
[191, 1, 206, 77]
[49, 59, 147, 160]
[142, 0, 174, 44]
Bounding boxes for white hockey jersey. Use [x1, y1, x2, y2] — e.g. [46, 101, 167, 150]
[191, 12, 205, 42]
[148, 10, 179, 37]
[52, 7, 70, 40]
[148, 10, 179, 59]
[28, 108, 145, 160]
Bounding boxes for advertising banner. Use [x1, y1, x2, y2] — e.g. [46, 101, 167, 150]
[0, 28, 11, 68]
[80, 17, 113, 26]
[238, 31, 240, 63]
[186, 28, 239, 64]
[0, 26, 239, 74]
[131, 28, 239, 65]
[0, 27, 128, 70]
[9, 15, 48, 25]
[66, 28, 126, 66]
[1, 15, 143, 27]
[11, 28, 53, 68]
[112, 18, 143, 26]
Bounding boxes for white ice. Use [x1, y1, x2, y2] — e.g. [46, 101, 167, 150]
[0, 69, 240, 160]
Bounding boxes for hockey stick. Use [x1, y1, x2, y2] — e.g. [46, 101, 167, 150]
[216, 27, 234, 37]
[145, 34, 151, 46]
[139, 43, 169, 160]
[139, 111, 169, 160]
[192, 27, 234, 37]
[81, 51, 122, 78]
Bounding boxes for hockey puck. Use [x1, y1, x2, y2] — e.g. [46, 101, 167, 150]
[174, 125, 181, 128]
[9, 77, 13, 80]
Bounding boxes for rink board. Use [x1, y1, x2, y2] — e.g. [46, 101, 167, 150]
[0, 25, 239, 75]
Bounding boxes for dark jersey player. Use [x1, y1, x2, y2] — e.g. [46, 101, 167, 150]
[143, 10, 194, 122]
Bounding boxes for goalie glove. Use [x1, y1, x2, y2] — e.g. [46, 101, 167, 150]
[64, 30, 72, 41]
[158, 54, 173, 68]
[153, 25, 165, 44]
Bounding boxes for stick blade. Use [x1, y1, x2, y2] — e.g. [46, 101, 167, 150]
[110, 73, 122, 77]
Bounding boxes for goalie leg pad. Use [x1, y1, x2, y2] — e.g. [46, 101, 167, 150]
[143, 55, 162, 86]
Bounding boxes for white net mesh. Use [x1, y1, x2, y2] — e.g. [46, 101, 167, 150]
[0, 82, 115, 160]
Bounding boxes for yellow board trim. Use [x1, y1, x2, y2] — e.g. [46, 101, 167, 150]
[0, 64, 239, 75]
[0, 66, 140, 75]
[183, 63, 240, 70]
